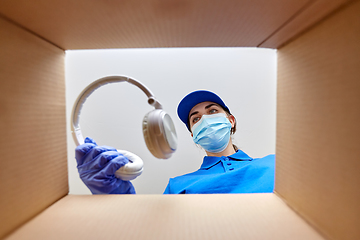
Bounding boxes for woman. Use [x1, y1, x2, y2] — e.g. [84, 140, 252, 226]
[75, 90, 275, 194]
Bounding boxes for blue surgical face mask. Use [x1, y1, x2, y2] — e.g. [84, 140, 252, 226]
[191, 113, 232, 153]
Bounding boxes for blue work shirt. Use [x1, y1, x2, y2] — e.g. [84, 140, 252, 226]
[163, 150, 275, 194]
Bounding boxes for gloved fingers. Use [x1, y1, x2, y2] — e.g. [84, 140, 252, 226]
[76, 143, 118, 167]
[102, 154, 129, 176]
[84, 137, 97, 145]
[79, 150, 120, 172]
[75, 143, 96, 166]
[95, 150, 122, 169]
[91, 145, 118, 159]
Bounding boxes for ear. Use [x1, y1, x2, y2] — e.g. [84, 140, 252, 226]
[191, 132, 193, 138]
[228, 115, 235, 128]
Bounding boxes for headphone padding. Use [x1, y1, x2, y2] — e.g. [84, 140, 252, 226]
[142, 109, 176, 159]
[115, 150, 144, 181]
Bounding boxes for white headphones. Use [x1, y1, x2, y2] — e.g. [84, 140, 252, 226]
[71, 76, 177, 181]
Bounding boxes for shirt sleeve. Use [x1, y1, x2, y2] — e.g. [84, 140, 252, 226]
[163, 179, 171, 194]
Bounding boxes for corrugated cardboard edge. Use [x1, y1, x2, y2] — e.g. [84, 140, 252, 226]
[0, 16, 68, 239]
[259, 0, 353, 48]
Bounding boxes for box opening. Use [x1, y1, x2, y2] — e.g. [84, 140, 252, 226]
[65, 47, 277, 194]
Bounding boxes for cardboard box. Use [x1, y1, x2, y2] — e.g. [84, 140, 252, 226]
[0, 0, 359, 239]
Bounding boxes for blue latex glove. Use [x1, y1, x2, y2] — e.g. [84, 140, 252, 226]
[75, 137, 135, 194]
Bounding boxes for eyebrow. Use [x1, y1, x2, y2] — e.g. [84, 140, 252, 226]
[189, 103, 218, 120]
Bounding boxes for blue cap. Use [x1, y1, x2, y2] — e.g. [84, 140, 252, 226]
[177, 90, 230, 130]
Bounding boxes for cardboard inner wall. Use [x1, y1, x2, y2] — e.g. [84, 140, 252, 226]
[276, 1, 360, 240]
[5, 194, 325, 240]
[0, 17, 68, 239]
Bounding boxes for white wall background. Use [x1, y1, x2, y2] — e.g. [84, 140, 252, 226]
[65, 47, 277, 194]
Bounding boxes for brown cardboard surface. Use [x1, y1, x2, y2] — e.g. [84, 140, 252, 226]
[259, 0, 352, 48]
[0, 17, 68, 239]
[276, 1, 360, 240]
[5, 194, 325, 240]
[0, 0, 313, 49]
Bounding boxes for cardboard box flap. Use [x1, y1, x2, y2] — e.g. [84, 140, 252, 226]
[0, 0, 350, 50]
[6, 194, 325, 240]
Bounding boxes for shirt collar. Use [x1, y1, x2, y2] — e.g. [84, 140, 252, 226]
[200, 150, 253, 170]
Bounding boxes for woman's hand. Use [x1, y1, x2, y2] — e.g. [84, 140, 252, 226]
[75, 137, 135, 194]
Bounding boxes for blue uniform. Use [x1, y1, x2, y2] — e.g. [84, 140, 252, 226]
[163, 150, 275, 194]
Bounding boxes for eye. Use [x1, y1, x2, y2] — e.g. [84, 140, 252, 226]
[209, 108, 218, 114]
[192, 116, 201, 124]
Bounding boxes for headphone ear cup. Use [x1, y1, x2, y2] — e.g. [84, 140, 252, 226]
[142, 109, 177, 159]
[142, 112, 155, 156]
[115, 150, 144, 181]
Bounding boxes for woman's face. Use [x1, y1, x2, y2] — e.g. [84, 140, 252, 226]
[188, 101, 235, 134]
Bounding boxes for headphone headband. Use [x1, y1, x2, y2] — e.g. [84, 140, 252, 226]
[71, 76, 163, 146]
[71, 75, 177, 180]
